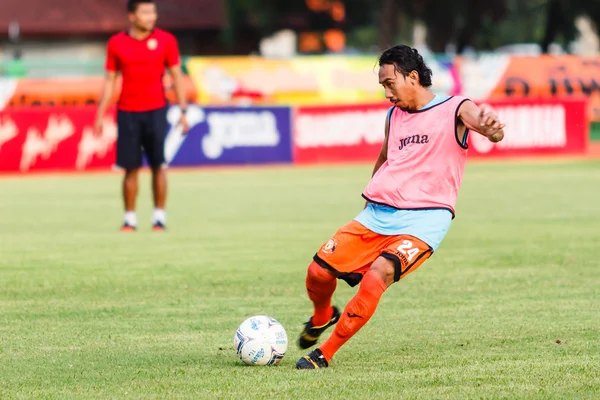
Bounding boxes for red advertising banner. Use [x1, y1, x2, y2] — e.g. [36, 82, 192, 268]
[0, 97, 588, 173]
[292, 98, 588, 164]
[468, 98, 588, 157]
[293, 103, 390, 164]
[0, 107, 117, 173]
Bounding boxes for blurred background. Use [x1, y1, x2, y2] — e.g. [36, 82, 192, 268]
[2, 4, 600, 398]
[0, 0, 598, 172]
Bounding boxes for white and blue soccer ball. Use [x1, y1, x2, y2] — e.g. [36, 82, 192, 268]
[234, 315, 288, 366]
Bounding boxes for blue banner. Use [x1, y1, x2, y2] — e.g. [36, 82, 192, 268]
[164, 106, 292, 166]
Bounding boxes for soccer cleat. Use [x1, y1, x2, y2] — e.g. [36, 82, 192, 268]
[152, 221, 166, 232]
[298, 306, 340, 349]
[296, 348, 329, 369]
[120, 223, 136, 232]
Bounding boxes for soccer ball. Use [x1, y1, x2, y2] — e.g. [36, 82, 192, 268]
[234, 315, 288, 366]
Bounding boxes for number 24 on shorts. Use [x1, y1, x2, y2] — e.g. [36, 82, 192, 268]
[397, 240, 419, 262]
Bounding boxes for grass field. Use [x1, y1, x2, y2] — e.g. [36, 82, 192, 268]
[591, 122, 600, 142]
[1, 161, 599, 399]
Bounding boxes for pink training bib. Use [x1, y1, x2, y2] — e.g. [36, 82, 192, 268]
[363, 96, 471, 216]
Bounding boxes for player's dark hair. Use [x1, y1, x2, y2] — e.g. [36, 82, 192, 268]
[127, 0, 154, 13]
[378, 45, 433, 88]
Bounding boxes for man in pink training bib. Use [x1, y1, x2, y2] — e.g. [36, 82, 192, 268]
[296, 45, 505, 369]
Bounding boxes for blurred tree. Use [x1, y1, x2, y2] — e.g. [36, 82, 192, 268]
[404, 0, 508, 53]
[542, 0, 576, 52]
[223, 0, 307, 52]
[226, 0, 349, 53]
[378, 0, 399, 50]
[345, 0, 509, 53]
[542, 0, 600, 53]
[223, 0, 599, 54]
[488, 0, 547, 50]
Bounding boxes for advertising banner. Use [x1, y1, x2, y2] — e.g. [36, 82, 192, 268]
[293, 98, 587, 164]
[292, 103, 390, 164]
[457, 55, 600, 122]
[186, 55, 458, 106]
[164, 105, 293, 166]
[469, 97, 588, 157]
[0, 106, 117, 172]
[0, 105, 293, 173]
[0, 75, 197, 109]
[0, 98, 585, 173]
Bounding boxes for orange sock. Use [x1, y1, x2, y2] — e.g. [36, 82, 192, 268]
[306, 261, 337, 326]
[319, 270, 387, 361]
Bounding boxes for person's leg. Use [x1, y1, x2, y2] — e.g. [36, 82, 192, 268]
[122, 169, 139, 229]
[298, 234, 433, 369]
[142, 107, 168, 229]
[296, 257, 391, 369]
[318, 257, 393, 362]
[298, 261, 340, 349]
[306, 261, 337, 326]
[116, 110, 143, 230]
[297, 221, 374, 354]
[151, 166, 167, 227]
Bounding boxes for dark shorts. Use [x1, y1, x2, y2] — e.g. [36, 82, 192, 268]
[116, 107, 168, 170]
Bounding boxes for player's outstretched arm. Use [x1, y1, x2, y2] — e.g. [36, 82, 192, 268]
[458, 100, 505, 143]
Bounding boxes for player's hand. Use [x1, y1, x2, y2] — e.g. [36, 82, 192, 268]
[93, 117, 104, 137]
[179, 113, 190, 135]
[479, 104, 505, 143]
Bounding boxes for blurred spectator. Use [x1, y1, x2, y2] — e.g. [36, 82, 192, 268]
[571, 15, 599, 56]
[259, 30, 297, 58]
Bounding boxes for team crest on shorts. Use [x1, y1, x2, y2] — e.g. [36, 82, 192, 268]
[322, 238, 338, 254]
[147, 38, 158, 50]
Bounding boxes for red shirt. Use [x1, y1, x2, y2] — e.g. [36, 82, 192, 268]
[106, 29, 180, 112]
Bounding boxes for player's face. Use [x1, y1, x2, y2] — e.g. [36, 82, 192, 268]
[379, 64, 413, 111]
[129, 3, 158, 32]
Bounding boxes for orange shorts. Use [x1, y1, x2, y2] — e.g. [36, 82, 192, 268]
[314, 220, 433, 287]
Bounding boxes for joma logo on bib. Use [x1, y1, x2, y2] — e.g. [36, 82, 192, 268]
[398, 134, 429, 150]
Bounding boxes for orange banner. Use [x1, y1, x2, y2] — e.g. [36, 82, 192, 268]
[458, 55, 600, 121]
[0, 75, 197, 109]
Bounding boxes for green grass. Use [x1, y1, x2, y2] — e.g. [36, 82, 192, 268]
[1, 161, 599, 399]
[590, 122, 600, 142]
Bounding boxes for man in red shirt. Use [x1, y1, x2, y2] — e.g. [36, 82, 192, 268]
[94, 0, 189, 232]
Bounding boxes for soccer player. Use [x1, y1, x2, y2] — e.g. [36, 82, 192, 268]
[94, 0, 189, 232]
[296, 45, 505, 369]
